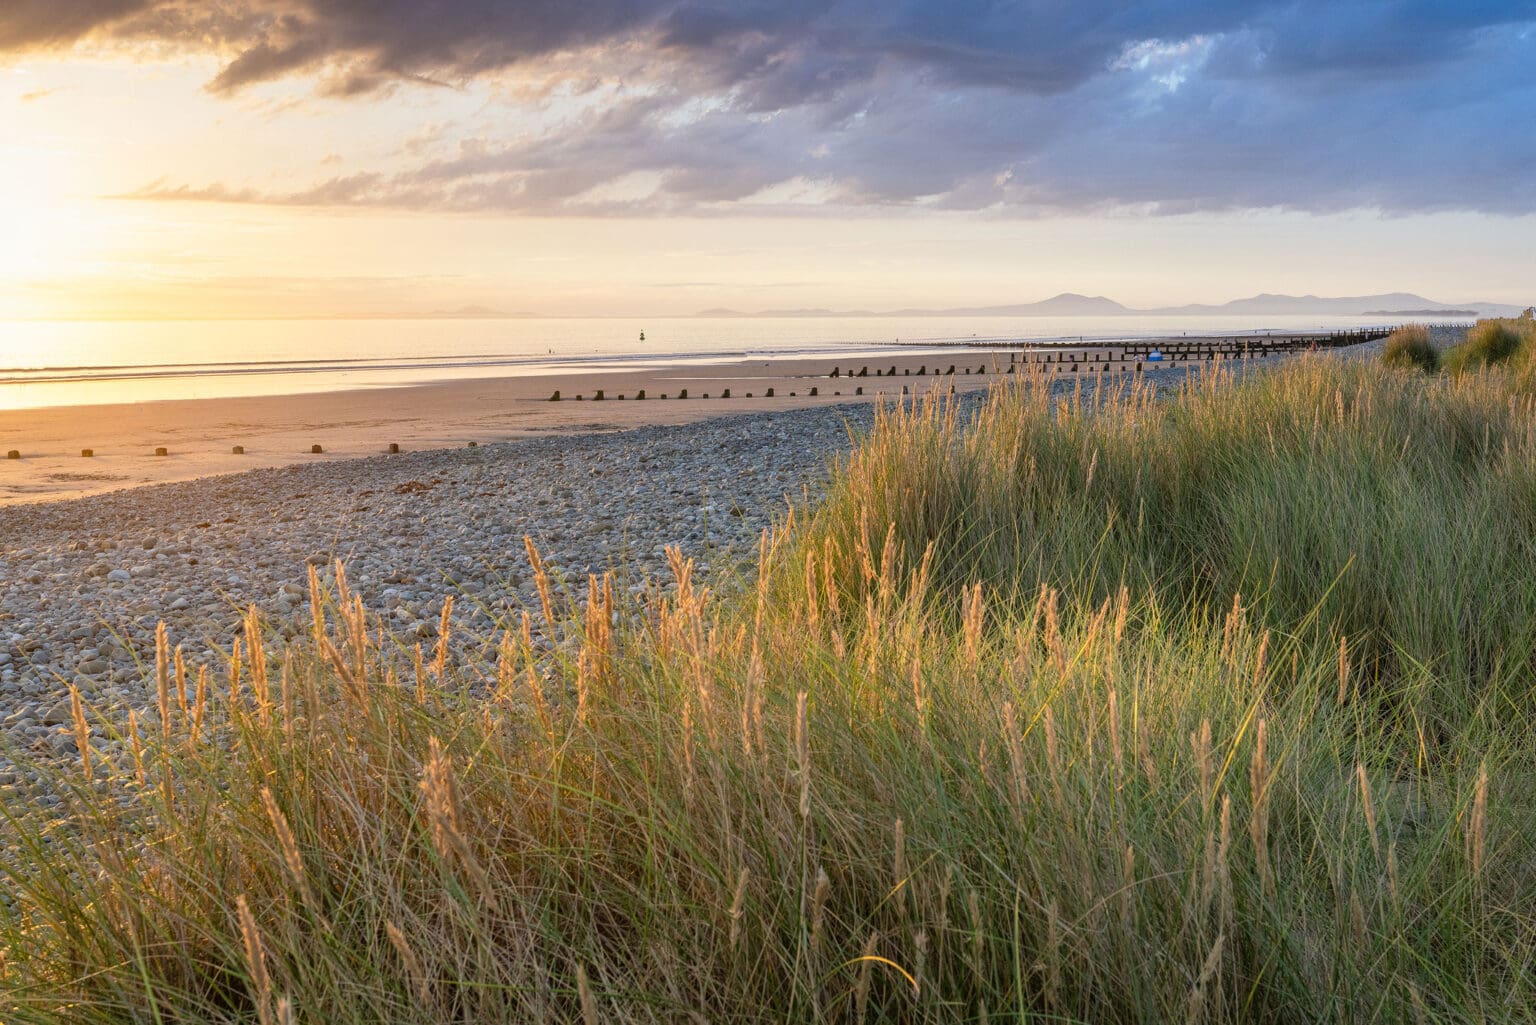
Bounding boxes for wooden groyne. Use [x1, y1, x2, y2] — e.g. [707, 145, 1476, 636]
[1114, 327, 1395, 360]
[914, 327, 1398, 356]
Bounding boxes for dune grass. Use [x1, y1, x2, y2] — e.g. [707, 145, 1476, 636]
[2, 358, 1535, 1023]
[1443, 319, 1536, 376]
[1380, 324, 1439, 373]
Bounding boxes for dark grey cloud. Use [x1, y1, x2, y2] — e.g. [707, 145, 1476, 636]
[0, 0, 151, 50]
[12, 1, 1536, 215]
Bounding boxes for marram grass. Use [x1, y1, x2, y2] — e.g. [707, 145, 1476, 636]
[1380, 324, 1439, 373]
[2, 358, 1534, 1024]
[1444, 318, 1536, 376]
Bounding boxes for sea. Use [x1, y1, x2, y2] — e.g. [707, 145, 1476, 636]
[0, 314, 1448, 411]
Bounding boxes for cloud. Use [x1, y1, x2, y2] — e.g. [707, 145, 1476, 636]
[12, 1, 1536, 216]
[0, 0, 152, 50]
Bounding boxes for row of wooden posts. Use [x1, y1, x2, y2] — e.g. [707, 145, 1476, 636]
[549, 386, 841, 402]
[1, 442, 475, 460]
[1115, 328, 1395, 359]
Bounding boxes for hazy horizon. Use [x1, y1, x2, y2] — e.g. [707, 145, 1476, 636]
[2, 3, 1534, 324]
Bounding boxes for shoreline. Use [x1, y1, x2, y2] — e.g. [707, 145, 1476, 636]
[1, 328, 1392, 507]
[0, 352, 1023, 505]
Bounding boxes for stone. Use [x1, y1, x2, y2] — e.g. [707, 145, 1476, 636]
[106, 569, 131, 583]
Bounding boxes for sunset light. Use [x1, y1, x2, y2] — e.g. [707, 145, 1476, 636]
[1, 3, 1533, 1020]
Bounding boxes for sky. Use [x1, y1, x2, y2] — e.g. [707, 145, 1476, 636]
[1, 1, 1533, 319]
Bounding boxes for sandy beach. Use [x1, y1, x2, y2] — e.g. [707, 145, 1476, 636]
[0, 352, 1016, 505]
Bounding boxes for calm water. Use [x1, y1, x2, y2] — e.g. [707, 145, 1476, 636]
[0, 315, 1429, 410]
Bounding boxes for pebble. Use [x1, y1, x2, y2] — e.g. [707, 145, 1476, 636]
[0, 362, 1244, 777]
[0, 399, 935, 773]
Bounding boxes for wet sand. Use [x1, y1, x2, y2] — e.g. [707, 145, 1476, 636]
[0, 353, 1010, 504]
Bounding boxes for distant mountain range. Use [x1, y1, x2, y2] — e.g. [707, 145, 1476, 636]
[694, 292, 1527, 319]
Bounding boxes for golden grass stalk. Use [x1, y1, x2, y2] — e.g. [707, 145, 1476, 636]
[743, 646, 765, 758]
[809, 865, 831, 954]
[306, 563, 325, 651]
[855, 931, 878, 1025]
[962, 582, 985, 666]
[728, 867, 749, 951]
[155, 622, 171, 744]
[237, 894, 275, 1025]
[576, 963, 599, 1025]
[1466, 763, 1489, 883]
[524, 536, 557, 630]
[1120, 845, 1136, 930]
[1193, 718, 1213, 809]
[127, 710, 145, 788]
[1002, 701, 1032, 807]
[418, 736, 488, 894]
[1249, 719, 1273, 897]
[1357, 763, 1380, 857]
[1185, 932, 1225, 1025]
[245, 607, 269, 724]
[433, 595, 454, 680]
[192, 664, 208, 741]
[385, 920, 430, 1004]
[68, 685, 91, 783]
[260, 787, 314, 910]
[173, 642, 188, 717]
[910, 648, 927, 733]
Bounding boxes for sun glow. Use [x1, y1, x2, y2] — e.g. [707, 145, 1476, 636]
[0, 154, 66, 280]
